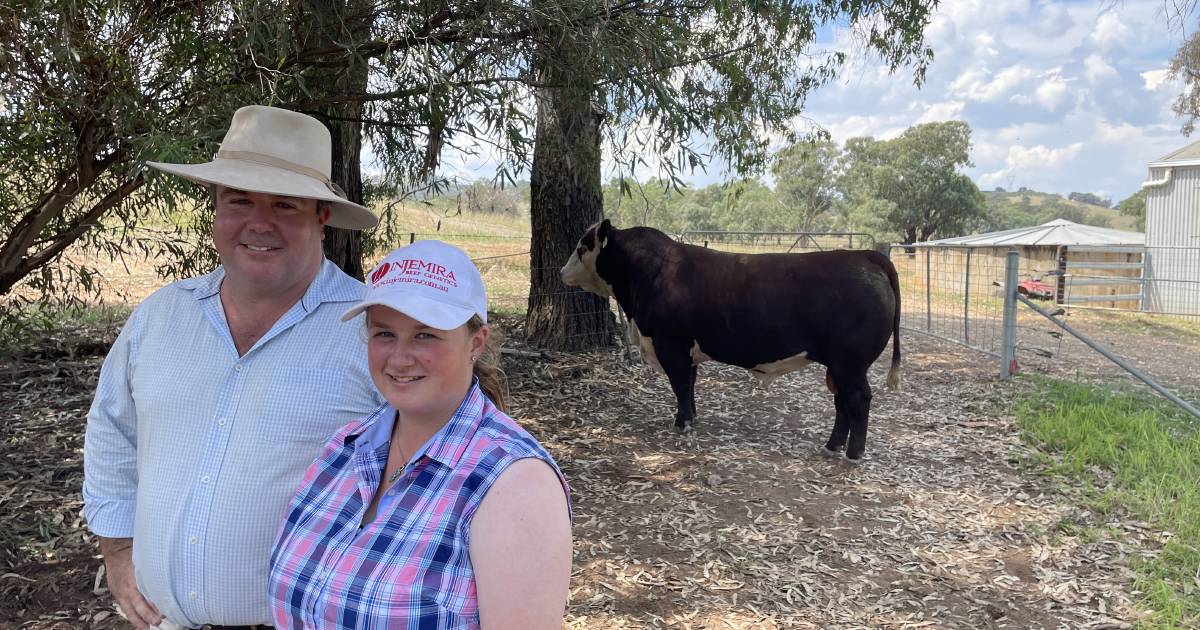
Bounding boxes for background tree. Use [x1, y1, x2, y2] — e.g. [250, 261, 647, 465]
[4, 0, 939, 348]
[0, 0, 258, 302]
[840, 121, 986, 243]
[0, 0, 575, 304]
[459, 182, 521, 217]
[296, 0, 373, 278]
[1118, 188, 1148, 231]
[524, 0, 938, 348]
[1166, 0, 1200, 135]
[1067, 191, 1112, 208]
[771, 138, 841, 233]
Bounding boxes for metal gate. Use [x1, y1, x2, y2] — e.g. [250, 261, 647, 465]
[1060, 245, 1145, 310]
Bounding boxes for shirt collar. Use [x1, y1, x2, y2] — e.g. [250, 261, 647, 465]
[184, 258, 364, 307]
[345, 381, 487, 470]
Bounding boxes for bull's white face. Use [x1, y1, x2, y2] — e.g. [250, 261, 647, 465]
[559, 224, 613, 297]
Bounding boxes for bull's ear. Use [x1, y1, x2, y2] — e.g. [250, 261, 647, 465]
[597, 218, 612, 247]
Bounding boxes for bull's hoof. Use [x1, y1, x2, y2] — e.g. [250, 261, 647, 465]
[820, 446, 843, 459]
[674, 423, 693, 434]
[844, 455, 863, 466]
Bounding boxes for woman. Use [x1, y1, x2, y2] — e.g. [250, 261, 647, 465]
[269, 240, 572, 629]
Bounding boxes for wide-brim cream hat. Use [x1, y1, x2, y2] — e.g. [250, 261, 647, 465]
[147, 105, 378, 230]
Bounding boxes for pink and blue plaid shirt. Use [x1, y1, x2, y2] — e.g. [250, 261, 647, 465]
[268, 384, 569, 629]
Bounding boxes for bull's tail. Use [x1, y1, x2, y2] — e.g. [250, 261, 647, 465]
[871, 251, 902, 391]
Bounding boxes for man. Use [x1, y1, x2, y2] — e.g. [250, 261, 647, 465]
[83, 105, 383, 629]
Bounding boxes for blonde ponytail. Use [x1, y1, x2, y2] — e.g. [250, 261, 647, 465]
[467, 315, 508, 412]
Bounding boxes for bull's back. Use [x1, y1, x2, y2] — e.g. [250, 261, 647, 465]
[677, 248, 897, 368]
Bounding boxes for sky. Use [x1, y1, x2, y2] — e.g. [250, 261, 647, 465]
[430, 0, 1199, 204]
[796, 0, 1194, 203]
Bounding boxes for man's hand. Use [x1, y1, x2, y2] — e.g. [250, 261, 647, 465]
[98, 537, 164, 630]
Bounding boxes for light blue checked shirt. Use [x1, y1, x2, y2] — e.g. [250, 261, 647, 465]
[83, 258, 383, 628]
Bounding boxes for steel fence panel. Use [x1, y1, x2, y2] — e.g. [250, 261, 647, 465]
[893, 243, 1200, 418]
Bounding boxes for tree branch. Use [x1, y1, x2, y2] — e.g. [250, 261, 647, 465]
[289, 75, 537, 108]
[596, 42, 758, 87]
[22, 174, 146, 276]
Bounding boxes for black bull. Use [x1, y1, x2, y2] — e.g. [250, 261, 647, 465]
[559, 220, 901, 462]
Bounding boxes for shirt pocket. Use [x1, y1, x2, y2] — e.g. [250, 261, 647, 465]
[252, 367, 359, 445]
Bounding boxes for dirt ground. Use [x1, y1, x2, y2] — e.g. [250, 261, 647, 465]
[1, 311, 1176, 630]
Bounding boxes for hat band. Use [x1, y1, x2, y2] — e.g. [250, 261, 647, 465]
[215, 149, 347, 198]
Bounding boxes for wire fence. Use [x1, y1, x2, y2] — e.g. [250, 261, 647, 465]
[385, 230, 1200, 417]
[1139, 245, 1200, 317]
[677, 230, 876, 253]
[892, 243, 1200, 419]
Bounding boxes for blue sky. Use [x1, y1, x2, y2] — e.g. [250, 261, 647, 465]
[794, 0, 1192, 203]
[429, 0, 1195, 204]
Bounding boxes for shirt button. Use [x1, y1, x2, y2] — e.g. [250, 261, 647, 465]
[217, 417, 227, 427]
[189, 591, 198, 600]
[235, 364, 243, 372]
[201, 475, 211, 484]
[189, 536, 198, 545]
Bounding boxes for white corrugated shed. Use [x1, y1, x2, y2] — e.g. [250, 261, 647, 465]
[917, 219, 1144, 247]
[1141, 141, 1200, 315]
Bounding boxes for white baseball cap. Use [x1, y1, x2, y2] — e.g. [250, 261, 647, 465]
[342, 240, 487, 329]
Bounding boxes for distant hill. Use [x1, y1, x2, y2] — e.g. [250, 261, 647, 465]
[982, 190, 1139, 232]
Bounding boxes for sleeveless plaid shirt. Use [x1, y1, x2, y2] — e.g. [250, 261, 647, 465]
[268, 385, 569, 629]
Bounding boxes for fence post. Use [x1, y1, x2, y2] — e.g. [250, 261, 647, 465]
[963, 248, 972, 345]
[925, 248, 932, 332]
[1001, 248, 1019, 378]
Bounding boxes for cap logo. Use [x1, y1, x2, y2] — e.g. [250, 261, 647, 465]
[373, 257, 460, 294]
[370, 262, 392, 284]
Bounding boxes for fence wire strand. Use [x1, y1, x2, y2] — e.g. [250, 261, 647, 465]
[892, 243, 1200, 415]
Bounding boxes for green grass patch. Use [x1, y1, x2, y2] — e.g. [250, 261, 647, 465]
[1016, 376, 1200, 628]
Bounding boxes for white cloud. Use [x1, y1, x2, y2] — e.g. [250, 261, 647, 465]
[976, 170, 1008, 190]
[1095, 120, 1143, 144]
[950, 65, 1036, 102]
[913, 100, 966, 124]
[972, 140, 1010, 164]
[1083, 54, 1117, 84]
[1142, 69, 1170, 90]
[816, 113, 907, 142]
[1034, 74, 1070, 110]
[976, 142, 1085, 190]
[1091, 11, 1130, 49]
[1005, 143, 1084, 171]
[988, 122, 1062, 145]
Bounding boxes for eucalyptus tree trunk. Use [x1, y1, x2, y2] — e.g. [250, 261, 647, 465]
[525, 47, 615, 349]
[301, 0, 371, 280]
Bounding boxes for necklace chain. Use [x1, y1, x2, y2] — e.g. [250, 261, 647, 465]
[386, 443, 407, 485]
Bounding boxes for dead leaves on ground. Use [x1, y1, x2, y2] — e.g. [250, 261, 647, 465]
[0, 319, 1168, 628]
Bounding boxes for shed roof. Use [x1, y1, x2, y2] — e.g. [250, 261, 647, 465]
[917, 219, 1144, 247]
[1150, 139, 1200, 166]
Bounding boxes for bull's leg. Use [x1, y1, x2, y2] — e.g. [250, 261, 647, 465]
[688, 364, 698, 420]
[823, 403, 850, 458]
[653, 339, 696, 432]
[842, 374, 874, 463]
[823, 371, 850, 457]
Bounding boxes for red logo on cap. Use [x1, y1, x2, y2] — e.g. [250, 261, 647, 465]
[370, 262, 392, 284]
